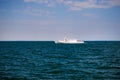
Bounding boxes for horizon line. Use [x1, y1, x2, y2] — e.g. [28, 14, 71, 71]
[0, 40, 120, 41]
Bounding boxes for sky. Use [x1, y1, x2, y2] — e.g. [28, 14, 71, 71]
[0, 0, 120, 41]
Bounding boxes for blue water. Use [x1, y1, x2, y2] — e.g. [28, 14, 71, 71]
[0, 41, 120, 80]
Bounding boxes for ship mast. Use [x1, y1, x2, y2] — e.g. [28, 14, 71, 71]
[64, 36, 68, 42]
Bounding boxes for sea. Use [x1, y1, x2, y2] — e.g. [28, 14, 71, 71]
[0, 41, 120, 80]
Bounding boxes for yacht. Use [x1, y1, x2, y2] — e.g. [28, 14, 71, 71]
[55, 37, 84, 44]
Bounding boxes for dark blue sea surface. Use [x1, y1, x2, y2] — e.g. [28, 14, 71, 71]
[0, 41, 120, 80]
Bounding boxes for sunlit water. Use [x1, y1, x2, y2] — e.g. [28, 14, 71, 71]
[0, 41, 120, 80]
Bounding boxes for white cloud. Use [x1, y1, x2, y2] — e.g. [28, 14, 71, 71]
[24, 0, 120, 11]
[24, 0, 48, 3]
[23, 7, 55, 16]
[61, 0, 111, 10]
[100, 0, 120, 6]
[24, 0, 57, 7]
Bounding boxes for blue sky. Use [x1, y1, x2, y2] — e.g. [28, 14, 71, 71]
[0, 0, 120, 41]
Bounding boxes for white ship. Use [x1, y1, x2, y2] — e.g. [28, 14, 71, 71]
[55, 37, 84, 44]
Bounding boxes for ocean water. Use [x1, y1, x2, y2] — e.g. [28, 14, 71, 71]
[0, 41, 120, 80]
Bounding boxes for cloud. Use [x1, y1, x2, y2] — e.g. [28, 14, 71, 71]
[24, 0, 48, 3]
[100, 0, 120, 6]
[24, 0, 57, 7]
[24, 0, 120, 11]
[61, 0, 120, 10]
[23, 7, 55, 16]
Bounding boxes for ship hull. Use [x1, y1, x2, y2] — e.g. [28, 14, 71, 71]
[55, 37, 84, 44]
[55, 41, 84, 44]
